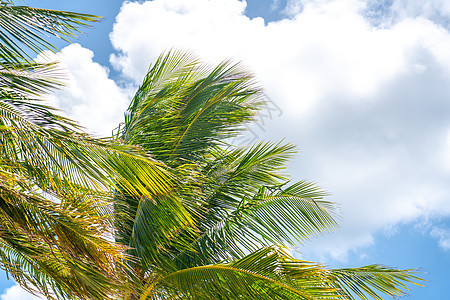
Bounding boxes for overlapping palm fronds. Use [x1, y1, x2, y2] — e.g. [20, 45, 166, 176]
[0, 1, 423, 298]
[115, 50, 423, 299]
[120, 50, 264, 164]
[0, 1, 176, 299]
[141, 247, 420, 300]
[0, 0, 98, 68]
[0, 94, 175, 298]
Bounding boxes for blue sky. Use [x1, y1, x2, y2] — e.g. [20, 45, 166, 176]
[2, 0, 450, 299]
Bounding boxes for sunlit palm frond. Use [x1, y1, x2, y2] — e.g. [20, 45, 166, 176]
[0, 61, 64, 97]
[168, 142, 336, 268]
[138, 245, 423, 300]
[1, 92, 172, 197]
[0, 1, 99, 68]
[0, 170, 129, 299]
[283, 257, 422, 300]
[119, 49, 264, 166]
[115, 192, 194, 272]
[145, 247, 337, 300]
[0, 53, 174, 299]
[173, 178, 337, 268]
[326, 265, 423, 300]
[202, 142, 296, 212]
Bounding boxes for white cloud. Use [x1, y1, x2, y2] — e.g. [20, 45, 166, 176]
[109, 0, 450, 115]
[38, 44, 132, 137]
[431, 227, 450, 250]
[0, 284, 42, 300]
[288, 0, 450, 23]
[110, 0, 253, 82]
[107, 0, 450, 261]
[391, 0, 450, 20]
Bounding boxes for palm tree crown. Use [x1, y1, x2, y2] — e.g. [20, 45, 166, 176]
[114, 50, 422, 300]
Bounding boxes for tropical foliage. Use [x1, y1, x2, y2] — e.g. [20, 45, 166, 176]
[114, 50, 422, 300]
[0, 1, 172, 299]
[0, 1, 423, 299]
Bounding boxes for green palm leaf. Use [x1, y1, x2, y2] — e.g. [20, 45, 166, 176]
[202, 142, 295, 212]
[0, 61, 64, 97]
[0, 1, 99, 68]
[119, 49, 264, 165]
[0, 173, 129, 299]
[174, 179, 337, 268]
[0, 2, 178, 298]
[154, 247, 421, 300]
[327, 265, 423, 300]
[152, 248, 317, 300]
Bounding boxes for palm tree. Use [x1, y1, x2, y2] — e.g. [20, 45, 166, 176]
[114, 50, 422, 299]
[0, 1, 174, 299]
[0, 1, 422, 299]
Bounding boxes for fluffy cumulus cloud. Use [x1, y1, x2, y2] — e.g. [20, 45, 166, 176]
[107, 0, 450, 261]
[38, 44, 131, 137]
[0, 284, 41, 300]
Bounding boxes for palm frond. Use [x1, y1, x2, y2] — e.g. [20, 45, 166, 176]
[279, 255, 423, 300]
[174, 179, 337, 268]
[202, 142, 296, 213]
[0, 174, 130, 299]
[119, 49, 264, 166]
[1, 92, 173, 197]
[115, 192, 194, 271]
[0, 59, 175, 299]
[152, 248, 319, 300]
[0, 61, 64, 96]
[0, 1, 100, 68]
[327, 265, 423, 300]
